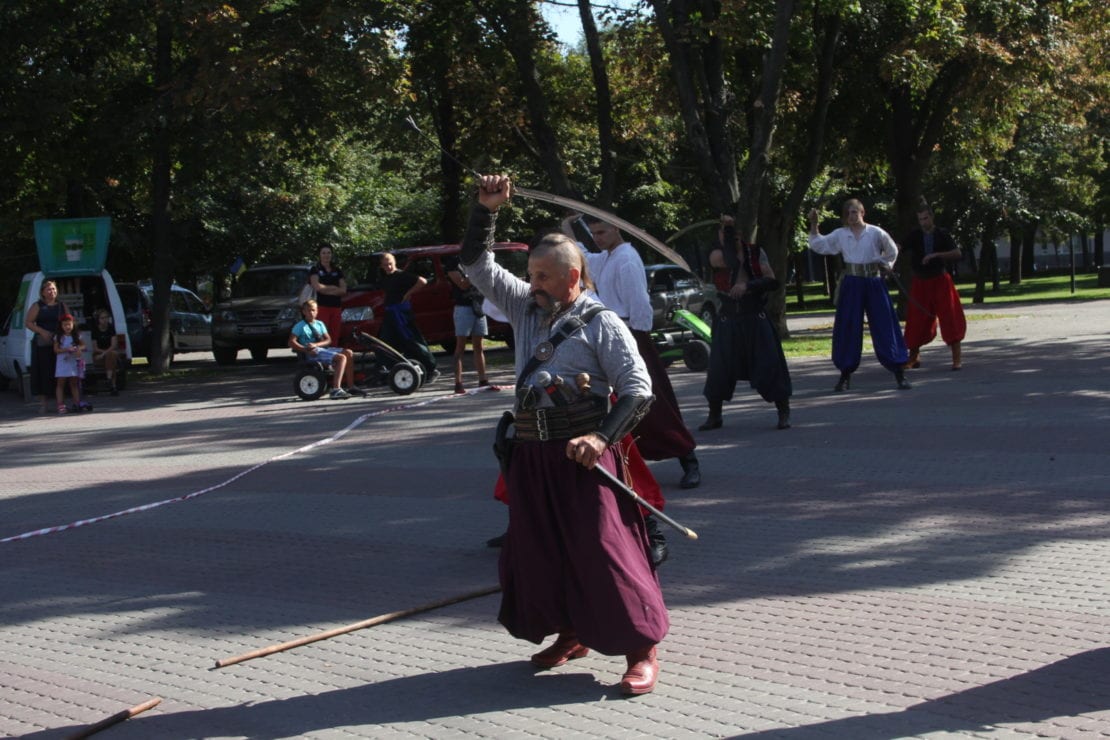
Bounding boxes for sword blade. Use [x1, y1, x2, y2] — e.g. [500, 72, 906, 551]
[514, 186, 692, 273]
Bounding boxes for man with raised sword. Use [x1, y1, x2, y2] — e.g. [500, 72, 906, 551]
[460, 174, 669, 696]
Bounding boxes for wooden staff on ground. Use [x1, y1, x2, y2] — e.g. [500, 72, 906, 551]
[214, 585, 501, 668]
[65, 697, 161, 739]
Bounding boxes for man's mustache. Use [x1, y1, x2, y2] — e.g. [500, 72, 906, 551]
[528, 290, 564, 316]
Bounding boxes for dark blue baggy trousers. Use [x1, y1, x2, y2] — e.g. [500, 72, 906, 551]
[832, 275, 909, 373]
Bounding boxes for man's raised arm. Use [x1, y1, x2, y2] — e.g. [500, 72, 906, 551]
[461, 175, 513, 266]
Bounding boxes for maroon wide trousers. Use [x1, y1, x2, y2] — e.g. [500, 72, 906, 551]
[498, 441, 669, 656]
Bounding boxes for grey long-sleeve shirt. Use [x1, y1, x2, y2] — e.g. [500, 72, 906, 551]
[462, 211, 651, 409]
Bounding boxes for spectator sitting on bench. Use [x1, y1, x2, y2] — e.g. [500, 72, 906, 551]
[289, 299, 359, 400]
[91, 308, 122, 396]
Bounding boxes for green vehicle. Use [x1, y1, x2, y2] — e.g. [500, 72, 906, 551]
[654, 308, 712, 372]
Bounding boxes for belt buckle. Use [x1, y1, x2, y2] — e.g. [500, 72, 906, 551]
[536, 408, 550, 441]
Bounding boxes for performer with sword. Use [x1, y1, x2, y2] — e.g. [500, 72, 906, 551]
[462, 173, 682, 696]
[401, 115, 696, 571]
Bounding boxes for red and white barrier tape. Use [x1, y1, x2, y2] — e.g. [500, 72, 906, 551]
[1, 386, 499, 544]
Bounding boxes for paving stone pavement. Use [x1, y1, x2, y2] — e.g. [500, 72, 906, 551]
[1, 300, 1108, 739]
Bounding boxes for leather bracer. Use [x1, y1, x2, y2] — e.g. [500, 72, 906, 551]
[460, 204, 498, 266]
[596, 394, 654, 445]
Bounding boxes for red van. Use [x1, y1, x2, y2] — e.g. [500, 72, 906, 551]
[338, 243, 529, 353]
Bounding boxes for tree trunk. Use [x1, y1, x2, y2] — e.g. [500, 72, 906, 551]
[65, 180, 88, 218]
[1008, 227, 1022, 284]
[763, 6, 841, 335]
[991, 238, 1000, 291]
[430, 67, 462, 242]
[972, 230, 997, 304]
[477, 1, 573, 195]
[734, 0, 795, 243]
[1021, 220, 1037, 276]
[577, 0, 616, 208]
[887, 85, 930, 317]
[884, 63, 966, 313]
[649, 0, 737, 213]
[965, 240, 978, 274]
[757, 189, 791, 338]
[149, 10, 174, 374]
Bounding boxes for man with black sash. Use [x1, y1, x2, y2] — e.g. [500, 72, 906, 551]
[700, 215, 793, 430]
[461, 174, 668, 696]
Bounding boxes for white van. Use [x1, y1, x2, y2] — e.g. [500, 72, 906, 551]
[0, 270, 132, 399]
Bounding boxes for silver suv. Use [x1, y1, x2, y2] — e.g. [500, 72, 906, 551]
[210, 265, 310, 365]
[646, 264, 721, 331]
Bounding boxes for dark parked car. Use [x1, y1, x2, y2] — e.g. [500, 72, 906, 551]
[116, 282, 212, 367]
[645, 264, 720, 331]
[210, 265, 311, 365]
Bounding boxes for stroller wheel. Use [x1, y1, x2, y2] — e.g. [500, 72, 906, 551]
[388, 361, 421, 395]
[682, 339, 711, 372]
[294, 367, 328, 400]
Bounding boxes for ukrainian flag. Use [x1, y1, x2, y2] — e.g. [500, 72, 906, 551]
[229, 257, 247, 277]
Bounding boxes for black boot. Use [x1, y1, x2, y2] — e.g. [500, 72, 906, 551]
[894, 368, 912, 390]
[678, 452, 701, 489]
[698, 400, 723, 431]
[775, 399, 791, 429]
[834, 371, 851, 392]
[643, 514, 669, 567]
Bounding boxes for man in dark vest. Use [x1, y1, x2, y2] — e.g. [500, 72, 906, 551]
[700, 215, 793, 431]
[901, 203, 967, 371]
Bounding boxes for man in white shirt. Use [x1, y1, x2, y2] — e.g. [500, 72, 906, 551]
[808, 199, 912, 392]
[580, 216, 701, 492]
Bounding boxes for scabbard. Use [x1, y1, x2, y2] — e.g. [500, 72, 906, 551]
[492, 411, 515, 474]
[592, 464, 698, 541]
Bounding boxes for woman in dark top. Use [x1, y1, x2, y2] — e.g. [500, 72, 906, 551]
[309, 245, 347, 345]
[24, 279, 68, 413]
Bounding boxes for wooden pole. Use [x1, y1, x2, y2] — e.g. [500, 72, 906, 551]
[214, 585, 501, 669]
[65, 697, 161, 739]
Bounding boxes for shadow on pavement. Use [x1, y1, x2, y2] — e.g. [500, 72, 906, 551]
[728, 647, 1110, 739]
[26, 663, 610, 740]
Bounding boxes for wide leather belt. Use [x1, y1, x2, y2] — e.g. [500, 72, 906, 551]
[514, 397, 607, 441]
[843, 263, 883, 278]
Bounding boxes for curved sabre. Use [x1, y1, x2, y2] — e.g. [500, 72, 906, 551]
[514, 186, 692, 273]
[665, 218, 718, 245]
[401, 115, 690, 272]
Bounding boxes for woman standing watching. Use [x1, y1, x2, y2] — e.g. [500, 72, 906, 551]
[309, 245, 347, 347]
[24, 279, 68, 413]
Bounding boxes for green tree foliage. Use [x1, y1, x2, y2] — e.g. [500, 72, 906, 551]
[0, 0, 1105, 329]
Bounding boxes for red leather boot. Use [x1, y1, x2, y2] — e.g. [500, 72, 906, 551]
[531, 632, 589, 669]
[619, 645, 659, 695]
